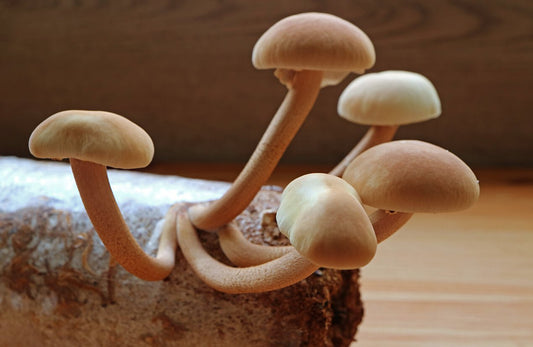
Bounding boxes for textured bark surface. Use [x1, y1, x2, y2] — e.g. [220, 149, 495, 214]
[0, 157, 363, 346]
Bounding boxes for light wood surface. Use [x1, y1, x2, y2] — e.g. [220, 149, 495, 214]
[355, 169, 533, 346]
[147, 164, 533, 346]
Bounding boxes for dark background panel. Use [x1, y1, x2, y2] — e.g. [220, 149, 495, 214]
[1, 0, 531, 167]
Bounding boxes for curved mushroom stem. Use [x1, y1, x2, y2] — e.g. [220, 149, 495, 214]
[369, 209, 413, 243]
[329, 125, 398, 177]
[218, 222, 292, 267]
[189, 69, 323, 231]
[70, 158, 177, 281]
[177, 213, 318, 294]
[217, 208, 413, 267]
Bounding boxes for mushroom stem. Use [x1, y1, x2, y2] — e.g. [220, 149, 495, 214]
[189, 69, 323, 231]
[70, 158, 177, 281]
[218, 222, 292, 267]
[329, 125, 398, 177]
[177, 213, 318, 294]
[369, 209, 413, 243]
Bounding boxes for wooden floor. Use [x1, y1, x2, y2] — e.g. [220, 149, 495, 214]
[148, 164, 533, 346]
[354, 169, 533, 346]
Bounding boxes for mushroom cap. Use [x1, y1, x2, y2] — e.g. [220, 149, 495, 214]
[338, 70, 441, 125]
[252, 12, 375, 87]
[29, 110, 154, 169]
[342, 140, 479, 213]
[276, 173, 377, 269]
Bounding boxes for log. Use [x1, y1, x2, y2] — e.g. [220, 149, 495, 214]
[0, 157, 363, 346]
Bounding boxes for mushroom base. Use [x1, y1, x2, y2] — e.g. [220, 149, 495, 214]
[0, 157, 363, 346]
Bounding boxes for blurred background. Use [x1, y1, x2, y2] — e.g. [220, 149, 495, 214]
[1, 0, 532, 168]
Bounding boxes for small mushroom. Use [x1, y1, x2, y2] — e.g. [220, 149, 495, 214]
[178, 173, 378, 293]
[330, 70, 442, 176]
[29, 110, 177, 281]
[218, 174, 377, 269]
[189, 12, 375, 231]
[342, 140, 480, 242]
[276, 173, 377, 269]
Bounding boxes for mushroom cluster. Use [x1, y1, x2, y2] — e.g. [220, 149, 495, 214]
[28, 12, 479, 294]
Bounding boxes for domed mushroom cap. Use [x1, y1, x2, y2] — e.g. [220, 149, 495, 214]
[29, 110, 154, 169]
[252, 12, 375, 87]
[338, 70, 441, 125]
[276, 173, 377, 269]
[342, 140, 479, 213]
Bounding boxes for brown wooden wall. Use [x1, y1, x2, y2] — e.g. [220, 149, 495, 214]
[1, 0, 532, 167]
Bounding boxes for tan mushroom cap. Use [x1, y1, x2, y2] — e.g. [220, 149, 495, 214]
[252, 12, 375, 87]
[276, 173, 377, 269]
[29, 110, 154, 169]
[342, 140, 480, 213]
[338, 70, 441, 125]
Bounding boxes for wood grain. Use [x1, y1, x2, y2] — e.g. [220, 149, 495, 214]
[1, 0, 532, 166]
[355, 171, 533, 345]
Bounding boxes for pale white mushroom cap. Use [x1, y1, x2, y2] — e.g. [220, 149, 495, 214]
[338, 70, 441, 125]
[342, 140, 480, 213]
[252, 12, 375, 87]
[276, 173, 377, 269]
[29, 110, 154, 169]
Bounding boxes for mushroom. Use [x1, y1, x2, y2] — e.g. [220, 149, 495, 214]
[218, 173, 377, 268]
[29, 110, 177, 281]
[276, 173, 377, 269]
[330, 70, 442, 176]
[342, 140, 480, 242]
[178, 173, 378, 293]
[211, 140, 480, 269]
[189, 12, 375, 231]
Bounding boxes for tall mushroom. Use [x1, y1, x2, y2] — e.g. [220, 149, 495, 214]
[342, 140, 480, 242]
[29, 110, 177, 281]
[189, 12, 375, 231]
[178, 174, 378, 293]
[330, 70, 442, 176]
